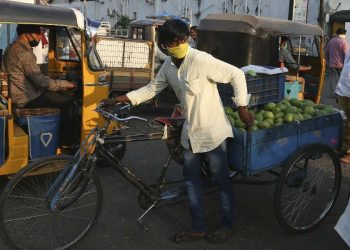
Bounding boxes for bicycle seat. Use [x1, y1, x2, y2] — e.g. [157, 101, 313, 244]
[155, 117, 185, 127]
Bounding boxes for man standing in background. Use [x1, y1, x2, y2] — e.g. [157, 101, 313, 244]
[325, 28, 349, 98]
[188, 26, 198, 48]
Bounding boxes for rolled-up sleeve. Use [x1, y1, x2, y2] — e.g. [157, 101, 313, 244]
[204, 54, 250, 106]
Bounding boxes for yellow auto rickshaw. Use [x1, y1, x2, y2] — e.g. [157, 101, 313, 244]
[0, 1, 116, 175]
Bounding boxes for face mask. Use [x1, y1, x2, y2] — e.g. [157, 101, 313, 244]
[283, 43, 288, 49]
[339, 34, 346, 39]
[167, 43, 189, 59]
[28, 34, 40, 47]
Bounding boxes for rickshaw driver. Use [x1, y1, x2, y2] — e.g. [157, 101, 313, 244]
[279, 36, 312, 91]
[4, 24, 77, 146]
[103, 19, 253, 243]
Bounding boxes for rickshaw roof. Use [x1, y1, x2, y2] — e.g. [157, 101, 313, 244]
[0, 1, 84, 30]
[129, 18, 165, 27]
[329, 10, 350, 23]
[200, 14, 323, 36]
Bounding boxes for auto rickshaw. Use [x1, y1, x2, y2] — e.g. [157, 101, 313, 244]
[198, 14, 325, 104]
[0, 1, 114, 175]
[329, 10, 350, 36]
[128, 18, 165, 42]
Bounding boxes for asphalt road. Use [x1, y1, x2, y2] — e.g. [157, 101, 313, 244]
[0, 89, 349, 250]
[77, 101, 350, 250]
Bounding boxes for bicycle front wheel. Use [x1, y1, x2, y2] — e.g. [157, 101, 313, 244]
[0, 155, 103, 250]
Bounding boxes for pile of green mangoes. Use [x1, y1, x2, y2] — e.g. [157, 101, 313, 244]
[225, 98, 336, 131]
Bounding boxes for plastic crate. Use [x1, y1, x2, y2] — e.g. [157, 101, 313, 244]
[218, 73, 285, 107]
[227, 112, 342, 176]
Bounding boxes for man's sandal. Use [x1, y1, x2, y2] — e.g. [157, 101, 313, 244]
[205, 227, 235, 243]
[173, 230, 207, 243]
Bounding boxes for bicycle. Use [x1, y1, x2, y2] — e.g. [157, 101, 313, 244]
[0, 103, 342, 250]
[0, 103, 197, 250]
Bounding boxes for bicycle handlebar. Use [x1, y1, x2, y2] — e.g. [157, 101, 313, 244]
[95, 102, 147, 122]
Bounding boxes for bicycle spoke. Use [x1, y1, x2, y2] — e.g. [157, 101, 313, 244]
[276, 146, 340, 233]
[5, 211, 52, 222]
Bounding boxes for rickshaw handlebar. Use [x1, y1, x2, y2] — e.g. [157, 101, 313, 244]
[95, 102, 147, 122]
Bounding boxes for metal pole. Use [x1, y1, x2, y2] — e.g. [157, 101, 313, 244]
[319, 0, 325, 30]
[83, 0, 87, 18]
[6, 24, 10, 47]
[297, 35, 301, 81]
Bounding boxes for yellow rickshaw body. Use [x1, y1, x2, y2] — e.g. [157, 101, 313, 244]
[0, 1, 111, 174]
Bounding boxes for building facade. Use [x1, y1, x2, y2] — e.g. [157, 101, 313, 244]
[50, 0, 321, 27]
[30, 0, 350, 32]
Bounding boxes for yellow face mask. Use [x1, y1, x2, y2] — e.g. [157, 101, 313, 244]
[167, 43, 189, 59]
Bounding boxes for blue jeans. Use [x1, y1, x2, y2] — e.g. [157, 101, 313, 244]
[183, 140, 234, 232]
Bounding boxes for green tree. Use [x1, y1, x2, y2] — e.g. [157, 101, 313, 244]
[116, 15, 132, 29]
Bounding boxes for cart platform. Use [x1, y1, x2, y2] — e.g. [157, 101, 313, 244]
[228, 112, 343, 176]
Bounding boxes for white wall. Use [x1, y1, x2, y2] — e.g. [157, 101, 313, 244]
[51, 0, 323, 27]
[9, 0, 35, 3]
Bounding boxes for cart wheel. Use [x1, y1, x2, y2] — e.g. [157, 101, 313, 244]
[274, 144, 341, 234]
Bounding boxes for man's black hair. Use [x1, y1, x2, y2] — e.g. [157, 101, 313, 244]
[158, 19, 190, 48]
[336, 28, 347, 35]
[16, 24, 41, 36]
[280, 36, 288, 43]
[190, 26, 198, 32]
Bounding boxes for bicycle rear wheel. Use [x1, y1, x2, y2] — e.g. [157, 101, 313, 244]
[0, 155, 103, 250]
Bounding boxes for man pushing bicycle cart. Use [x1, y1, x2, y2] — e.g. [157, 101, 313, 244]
[102, 19, 253, 243]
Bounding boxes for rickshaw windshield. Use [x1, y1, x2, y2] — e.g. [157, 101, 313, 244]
[56, 27, 81, 61]
[55, 26, 104, 71]
[288, 35, 320, 58]
[87, 44, 104, 71]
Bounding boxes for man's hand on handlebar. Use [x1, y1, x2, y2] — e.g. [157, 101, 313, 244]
[100, 98, 115, 107]
[101, 95, 131, 106]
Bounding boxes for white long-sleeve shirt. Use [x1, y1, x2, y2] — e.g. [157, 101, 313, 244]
[127, 47, 250, 153]
[336, 52, 350, 97]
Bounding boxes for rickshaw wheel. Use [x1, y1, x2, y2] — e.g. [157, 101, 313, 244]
[0, 155, 103, 250]
[274, 144, 341, 234]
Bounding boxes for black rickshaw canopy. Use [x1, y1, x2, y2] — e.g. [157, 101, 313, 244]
[199, 13, 323, 37]
[329, 10, 350, 23]
[0, 1, 84, 30]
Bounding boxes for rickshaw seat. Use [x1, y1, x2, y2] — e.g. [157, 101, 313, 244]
[155, 117, 185, 127]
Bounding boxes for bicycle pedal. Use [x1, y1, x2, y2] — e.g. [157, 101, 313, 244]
[137, 219, 150, 232]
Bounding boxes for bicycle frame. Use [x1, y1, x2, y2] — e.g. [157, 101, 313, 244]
[47, 104, 183, 215]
